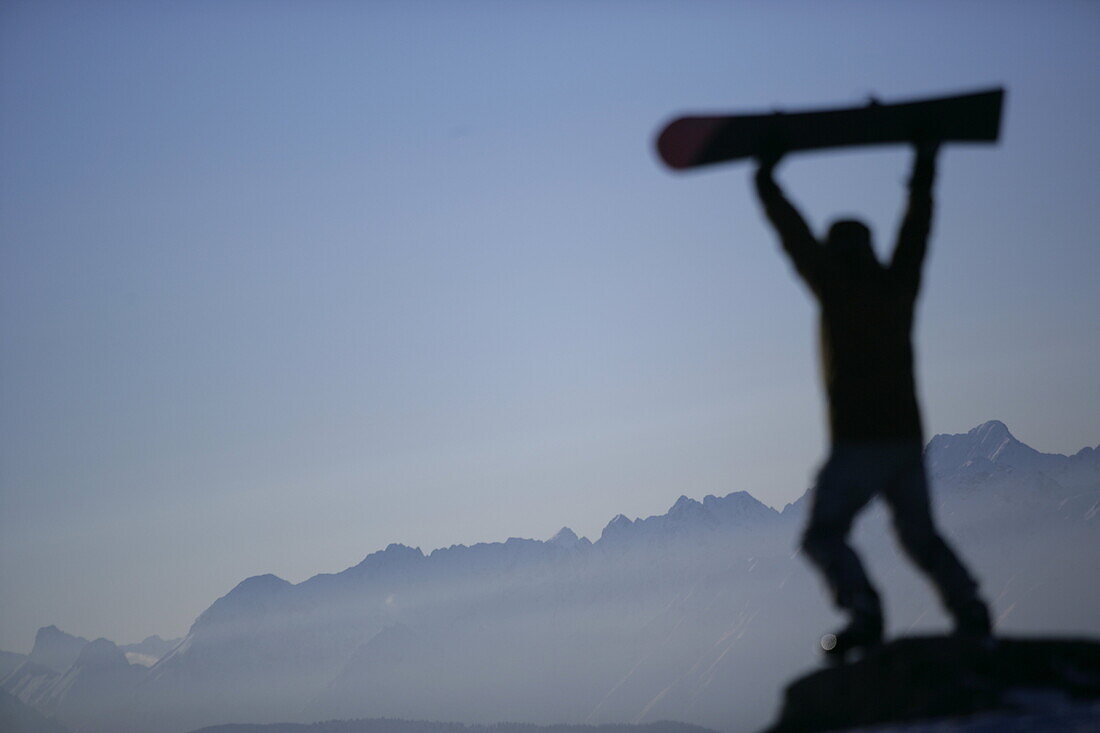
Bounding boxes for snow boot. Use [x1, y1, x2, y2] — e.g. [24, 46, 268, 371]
[820, 613, 883, 665]
[952, 597, 995, 649]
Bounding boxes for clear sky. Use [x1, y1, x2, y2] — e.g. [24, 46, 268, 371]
[2, 1, 1098, 652]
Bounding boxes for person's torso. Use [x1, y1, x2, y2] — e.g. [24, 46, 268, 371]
[816, 263, 922, 442]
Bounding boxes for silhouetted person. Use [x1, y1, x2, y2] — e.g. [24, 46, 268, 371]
[753, 142, 991, 662]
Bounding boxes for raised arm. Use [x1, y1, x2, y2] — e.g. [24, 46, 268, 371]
[890, 141, 940, 292]
[753, 153, 823, 291]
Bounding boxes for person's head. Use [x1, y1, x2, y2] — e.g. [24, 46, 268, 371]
[826, 219, 878, 270]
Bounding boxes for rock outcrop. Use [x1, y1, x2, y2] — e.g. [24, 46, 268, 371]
[764, 635, 1100, 732]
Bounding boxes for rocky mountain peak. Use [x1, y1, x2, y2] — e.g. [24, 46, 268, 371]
[71, 638, 127, 670]
[28, 626, 88, 674]
[547, 526, 588, 550]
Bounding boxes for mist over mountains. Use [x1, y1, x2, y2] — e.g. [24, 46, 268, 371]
[3, 421, 1097, 733]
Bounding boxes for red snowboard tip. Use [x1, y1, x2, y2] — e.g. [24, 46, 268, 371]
[656, 117, 726, 170]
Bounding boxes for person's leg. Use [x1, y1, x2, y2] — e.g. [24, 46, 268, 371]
[883, 449, 991, 636]
[801, 447, 882, 625]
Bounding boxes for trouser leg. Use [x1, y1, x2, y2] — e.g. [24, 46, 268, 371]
[883, 455, 987, 621]
[801, 451, 881, 620]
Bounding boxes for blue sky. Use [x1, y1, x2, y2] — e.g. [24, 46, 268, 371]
[1, 1, 1098, 651]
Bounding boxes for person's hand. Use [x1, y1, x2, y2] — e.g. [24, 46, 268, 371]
[914, 139, 940, 161]
[909, 139, 939, 190]
[756, 142, 785, 179]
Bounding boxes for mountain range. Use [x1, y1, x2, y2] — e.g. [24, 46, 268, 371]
[3, 421, 1097, 733]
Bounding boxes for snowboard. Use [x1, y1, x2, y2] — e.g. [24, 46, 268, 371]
[656, 87, 1004, 170]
